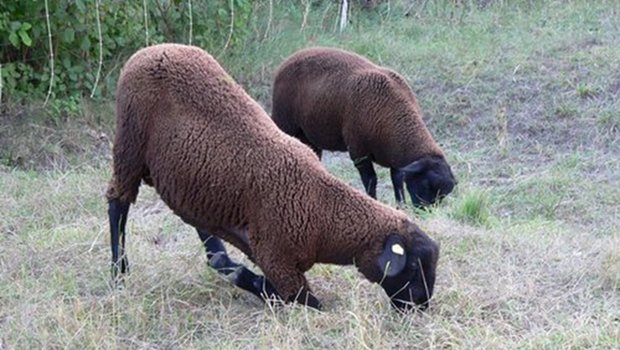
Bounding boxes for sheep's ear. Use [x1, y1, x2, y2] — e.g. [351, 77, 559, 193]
[377, 235, 407, 277]
[400, 159, 428, 175]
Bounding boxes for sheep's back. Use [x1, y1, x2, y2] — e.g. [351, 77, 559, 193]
[117, 44, 327, 232]
[272, 47, 377, 150]
[273, 47, 443, 167]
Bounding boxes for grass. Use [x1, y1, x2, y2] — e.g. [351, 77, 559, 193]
[449, 187, 491, 226]
[1, 1, 619, 349]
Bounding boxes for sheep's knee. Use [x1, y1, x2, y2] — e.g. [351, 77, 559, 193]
[230, 268, 281, 302]
[197, 229, 280, 302]
[258, 260, 321, 309]
[277, 279, 320, 309]
[209, 251, 280, 302]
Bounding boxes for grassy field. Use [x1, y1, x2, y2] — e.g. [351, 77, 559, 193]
[1, 1, 619, 349]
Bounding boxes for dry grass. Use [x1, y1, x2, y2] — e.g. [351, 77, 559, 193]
[0, 166, 618, 349]
[1, 1, 619, 349]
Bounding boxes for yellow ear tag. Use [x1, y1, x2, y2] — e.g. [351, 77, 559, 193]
[391, 244, 405, 256]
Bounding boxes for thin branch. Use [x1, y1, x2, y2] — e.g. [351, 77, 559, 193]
[143, 0, 150, 46]
[43, 0, 54, 107]
[339, 0, 349, 32]
[219, 0, 235, 57]
[301, 0, 310, 32]
[404, 1, 415, 16]
[405, 0, 430, 17]
[263, 0, 273, 40]
[188, 0, 193, 45]
[90, 0, 103, 98]
[0, 63, 3, 106]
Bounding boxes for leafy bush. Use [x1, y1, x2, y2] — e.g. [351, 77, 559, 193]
[0, 0, 253, 102]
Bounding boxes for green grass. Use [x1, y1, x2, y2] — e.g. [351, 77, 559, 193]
[1, 1, 619, 349]
[449, 187, 491, 226]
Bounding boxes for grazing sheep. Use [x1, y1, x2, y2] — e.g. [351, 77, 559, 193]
[107, 44, 439, 311]
[272, 47, 456, 207]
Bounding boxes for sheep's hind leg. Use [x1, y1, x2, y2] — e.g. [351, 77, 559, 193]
[109, 199, 130, 282]
[196, 229, 279, 302]
[390, 167, 406, 208]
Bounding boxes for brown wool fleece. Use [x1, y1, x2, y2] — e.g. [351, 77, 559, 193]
[272, 47, 445, 167]
[107, 44, 426, 301]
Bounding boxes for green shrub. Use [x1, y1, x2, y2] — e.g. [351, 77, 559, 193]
[0, 0, 254, 102]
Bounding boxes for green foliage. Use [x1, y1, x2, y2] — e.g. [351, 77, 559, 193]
[575, 82, 597, 99]
[1, 2, 619, 348]
[47, 95, 82, 123]
[6, 21, 32, 47]
[0, 0, 254, 103]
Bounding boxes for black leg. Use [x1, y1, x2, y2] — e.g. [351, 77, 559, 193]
[294, 289, 322, 310]
[309, 145, 322, 160]
[354, 157, 377, 198]
[390, 167, 406, 207]
[295, 131, 322, 160]
[109, 199, 130, 281]
[196, 229, 279, 302]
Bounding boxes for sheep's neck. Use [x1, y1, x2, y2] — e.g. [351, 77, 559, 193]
[391, 116, 443, 166]
[315, 180, 401, 266]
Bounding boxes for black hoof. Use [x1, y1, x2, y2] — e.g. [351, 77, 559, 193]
[300, 293, 322, 310]
[230, 267, 282, 304]
[252, 275, 280, 301]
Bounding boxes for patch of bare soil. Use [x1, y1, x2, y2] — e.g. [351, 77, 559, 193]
[419, 52, 618, 170]
[0, 106, 113, 170]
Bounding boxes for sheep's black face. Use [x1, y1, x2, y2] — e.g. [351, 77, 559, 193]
[377, 231, 439, 312]
[401, 156, 456, 207]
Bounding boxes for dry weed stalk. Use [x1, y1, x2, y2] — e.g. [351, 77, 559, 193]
[188, 0, 193, 45]
[143, 0, 150, 46]
[90, 0, 103, 98]
[43, 0, 54, 107]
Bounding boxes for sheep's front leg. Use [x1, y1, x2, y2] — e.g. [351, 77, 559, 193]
[109, 199, 130, 281]
[196, 229, 279, 302]
[256, 256, 322, 310]
[390, 167, 406, 208]
[295, 131, 323, 159]
[353, 157, 377, 198]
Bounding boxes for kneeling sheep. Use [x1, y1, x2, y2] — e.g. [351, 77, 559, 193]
[107, 44, 440, 311]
